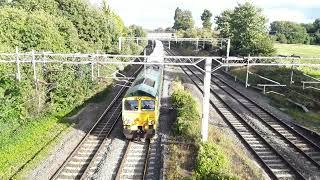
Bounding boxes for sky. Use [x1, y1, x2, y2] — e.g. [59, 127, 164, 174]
[89, 0, 320, 29]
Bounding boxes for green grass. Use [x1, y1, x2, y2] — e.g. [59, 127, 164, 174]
[275, 43, 320, 57]
[229, 66, 320, 133]
[0, 112, 71, 179]
[0, 84, 113, 179]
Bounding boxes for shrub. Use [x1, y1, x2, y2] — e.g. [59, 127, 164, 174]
[194, 143, 237, 179]
[171, 89, 201, 140]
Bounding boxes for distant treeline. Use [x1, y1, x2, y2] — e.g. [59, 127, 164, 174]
[168, 3, 275, 56]
[270, 20, 320, 45]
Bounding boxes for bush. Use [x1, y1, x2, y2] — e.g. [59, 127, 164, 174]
[171, 89, 201, 141]
[194, 143, 237, 180]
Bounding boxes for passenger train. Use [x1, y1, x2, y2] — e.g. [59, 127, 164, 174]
[122, 40, 164, 139]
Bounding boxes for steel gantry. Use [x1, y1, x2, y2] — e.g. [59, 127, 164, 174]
[119, 36, 231, 53]
[1, 50, 320, 141]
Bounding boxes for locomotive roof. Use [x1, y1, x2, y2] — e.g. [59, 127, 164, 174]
[125, 66, 162, 98]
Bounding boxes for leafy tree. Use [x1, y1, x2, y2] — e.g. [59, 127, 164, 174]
[215, 3, 274, 56]
[165, 27, 174, 32]
[173, 7, 194, 31]
[314, 18, 320, 30]
[154, 27, 164, 32]
[11, 0, 59, 13]
[201, 9, 213, 29]
[177, 28, 214, 38]
[127, 25, 146, 37]
[173, 7, 182, 30]
[270, 21, 309, 44]
[215, 10, 232, 38]
[302, 23, 316, 34]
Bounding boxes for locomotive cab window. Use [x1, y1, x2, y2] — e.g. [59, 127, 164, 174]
[141, 100, 155, 111]
[124, 100, 139, 111]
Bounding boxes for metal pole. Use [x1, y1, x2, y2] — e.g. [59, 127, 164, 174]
[97, 64, 100, 78]
[245, 56, 250, 88]
[201, 57, 212, 142]
[226, 39, 231, 58]
[118, 37, 122, 52]
[136, 38, 139, 45]
[32, 49, 40, 113]
[32, 50, 37, 83]
[144, 49, 147, 77]
[15, 47, 21, 81]
[290, 63, 294, 85]
[196, 39, 199, 51]
[168, 40, 171, 49]
[225, 39, 231, 72]
[91, 62, 95, 81]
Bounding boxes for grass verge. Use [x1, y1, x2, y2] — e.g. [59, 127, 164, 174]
[0, 84, 113, 179]
[229, 67, 320, 133]
[166, 81, 263, 179]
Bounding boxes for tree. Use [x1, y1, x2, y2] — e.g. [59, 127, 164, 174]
[215, 3, 274, 56]
[201, 9, 212, 29]
[127, 25, 146, 37]
[302, 23, 316, 34]
[173, 7, 182, 30]
[215, 10, 232, 38]
[314, 18, 320, 30]
[173, 7, 194, 31]
[270, 21, 309, 44]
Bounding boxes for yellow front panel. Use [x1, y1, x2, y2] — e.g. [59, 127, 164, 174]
[122, 96, 159, 130]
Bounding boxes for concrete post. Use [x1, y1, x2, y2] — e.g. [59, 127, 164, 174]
[31, 50, 37, 83]
[290, 62, 294, 85]
[245, 56, 250, 88]
[226, 39, 231, 58]
[136, 38, 139, 45]
[196, 39, 199, 51]
[97, 64, 100, 78]
[168, 40, 171, 49]
[118, 37, 122, 52]
[225, 39, 231, 72]
[201, 57, 212, 142]
[144, 49, 147, 77]
[91, 62, 95, 81]
[15, 47, 21, 81]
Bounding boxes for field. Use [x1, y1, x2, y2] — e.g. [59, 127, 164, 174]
[275, 43, 320, 57]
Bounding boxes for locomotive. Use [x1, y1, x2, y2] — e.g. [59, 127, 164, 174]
[122, 40, 164, 139]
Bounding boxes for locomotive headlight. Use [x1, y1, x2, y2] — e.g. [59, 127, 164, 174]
[149, 120, 155, 125]
[124, 118, 134, 125]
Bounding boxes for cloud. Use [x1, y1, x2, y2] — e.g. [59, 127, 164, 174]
[90, 0, 319, 29]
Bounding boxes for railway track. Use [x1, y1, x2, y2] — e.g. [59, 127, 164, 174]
[116, 140, 151, 180]
[50, 67, 142, 180]
[166, 49, 320, 179]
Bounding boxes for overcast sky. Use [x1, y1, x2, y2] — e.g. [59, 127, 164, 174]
[90, 0, 320, 29]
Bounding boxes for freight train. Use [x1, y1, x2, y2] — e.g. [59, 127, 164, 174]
[122, 40, 164, 139]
